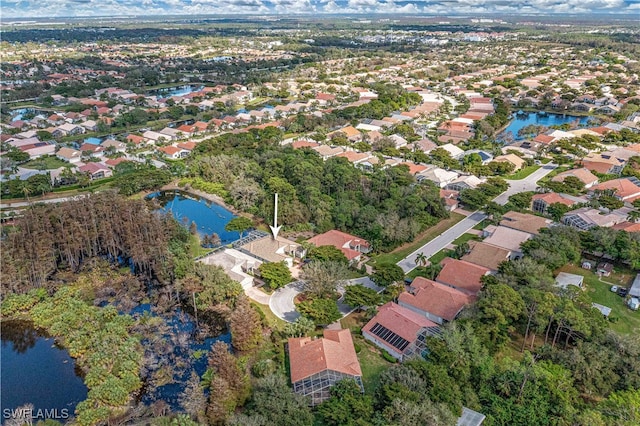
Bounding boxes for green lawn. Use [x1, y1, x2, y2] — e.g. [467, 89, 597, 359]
[355, 335, 394, 394]
[428, 249, 449, 266]
[505, 165, 541, 180]
[23, 156, 70, 170]
[372, 213, 465, 265]
[558, 265, 640, 335]
[452, 233, 479, 246]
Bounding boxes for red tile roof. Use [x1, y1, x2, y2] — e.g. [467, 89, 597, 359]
[289, 329, 361, 383]
[591, 178, 640, 201]
[291, 140, 320, 149]
[533, 134, 555, 144]
[531, 192, 576, 207]
[399, 277, 475, 322]
[362, 302, 437, 354]
[436, 258, 490, 294]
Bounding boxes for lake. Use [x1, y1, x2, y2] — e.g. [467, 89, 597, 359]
[500, 111, 591, 141]
[1, 321, 87, 423]
[149, 85, 204, 99]
[149, 190, 240, 244]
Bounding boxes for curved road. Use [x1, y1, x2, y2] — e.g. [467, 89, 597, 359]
[270, 277, 382, 322]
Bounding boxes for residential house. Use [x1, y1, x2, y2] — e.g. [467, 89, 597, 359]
[159, 127, 182, 140]
[581, 153, 625, 175]
[597, 262, 613, 277]
[561, 207, 628, 230]
[289, 329, 363, 406]
[493, 153, 526, 171]
[482, 225, 532, 258]
[55, 123, 85, 137]
[589, 177, 640, 203]
[362, 302, 440, 362]
[158, 145, 189, 159]
[436, 258, 490, 295]
[142, 130, 170, 144]
[499, 211, 551, 236]
[79, 143, 104, 158]
[440, 189, 459, 211]
[307, 230, 371, 263]
[461, 241, 511, 271]
[439, 143, 465, 160]
[531, 192, 586, 215]
[551, 168, 599, 189]
[457, 407, 486, 426]
[81, 120, 98, 132]
[328, 126, 362, 143]
[555, 272, 584, 290]
[417, 166, 459, 188]
[398, 277, 476, 325]
[238, 235, 301, 267]
[446, 175, 484, 191]
[312, 145, 345, 160]
[126, 134, 148, 145]
[79, 162, 112, 180]
[101, 139, 127, 152]
[56, 147, 82, 164]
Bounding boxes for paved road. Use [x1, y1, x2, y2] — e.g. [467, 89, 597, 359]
[269, 277, 383, 323]
[397, 211, 487, 273]
[397, 163, 558, 273]
[0, 194, 84, 210]
[493, 163, 558, 205]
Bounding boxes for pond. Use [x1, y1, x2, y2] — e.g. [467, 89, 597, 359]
[500, 111, 592, 141]
[129, 304, 230, 409]
[10, 108, 33, 122]
[1, 320, 87, 423]
[149, 190, 240, 244]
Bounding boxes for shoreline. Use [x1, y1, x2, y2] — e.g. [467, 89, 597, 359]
[158, 182, 240, 215]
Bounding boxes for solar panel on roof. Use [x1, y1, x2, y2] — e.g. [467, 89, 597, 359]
[370, 322, 410, 352]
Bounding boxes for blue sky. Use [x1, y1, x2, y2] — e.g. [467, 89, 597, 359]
[2, 0, 639, 18]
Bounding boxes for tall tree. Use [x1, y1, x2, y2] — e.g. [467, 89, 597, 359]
[230, 295, 262, 352]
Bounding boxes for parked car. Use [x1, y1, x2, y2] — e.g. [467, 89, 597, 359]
[617, 287, 629, 297]
[611, 285, 619, 293]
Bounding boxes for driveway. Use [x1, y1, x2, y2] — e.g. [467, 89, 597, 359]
[269, 281, 305, 322]
[270, 277, 384, 323]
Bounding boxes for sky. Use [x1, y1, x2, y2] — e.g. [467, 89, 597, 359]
[1, 0, 639, 19]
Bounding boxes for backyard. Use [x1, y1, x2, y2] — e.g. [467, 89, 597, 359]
[557, 265, 639, 335]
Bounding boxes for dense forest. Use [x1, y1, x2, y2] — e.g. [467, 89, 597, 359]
[0, 192, 181, 294]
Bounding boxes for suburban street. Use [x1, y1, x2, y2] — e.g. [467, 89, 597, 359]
[397, 163, 558, 273]
[493, 163, 558, 205]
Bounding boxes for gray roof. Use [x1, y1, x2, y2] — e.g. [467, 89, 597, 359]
[592, 303, 612, 317]
[630, 274, 640, 298]
[457, 407, 486, 426]
[555, 272, 584, 289]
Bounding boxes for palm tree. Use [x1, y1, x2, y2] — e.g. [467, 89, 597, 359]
[415, 252, 428, 267]
[627, 210, 640, 223]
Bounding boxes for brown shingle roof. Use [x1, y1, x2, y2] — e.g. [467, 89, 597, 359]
[289, 329, 361, 383]
[461, 241, 511, 271]
[499, 211, 551, 235]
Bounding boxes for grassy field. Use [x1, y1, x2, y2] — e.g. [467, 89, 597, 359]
[557, 265, 639, 335]
[355, 335, 394, 394]
[452, 232, 479, 246]
[372, 212, 465, 265]
[23, 156, 70, 170]
[505, 165, 541, 180]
